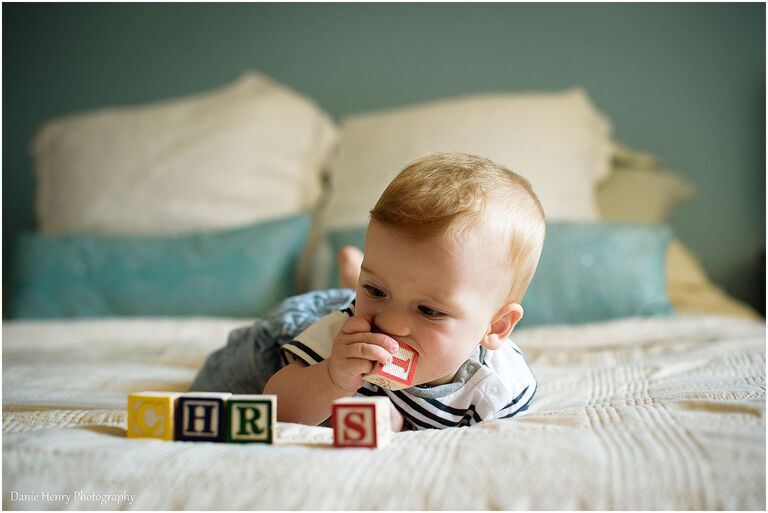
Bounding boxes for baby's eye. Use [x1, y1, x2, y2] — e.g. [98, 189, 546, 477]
[418, 305, 444, 318]
[363, 285, 387, 298]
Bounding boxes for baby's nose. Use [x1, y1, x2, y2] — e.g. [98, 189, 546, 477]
[372, 314, 409, 339]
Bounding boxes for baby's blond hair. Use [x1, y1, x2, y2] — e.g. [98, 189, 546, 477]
[370, 152, 546, 303]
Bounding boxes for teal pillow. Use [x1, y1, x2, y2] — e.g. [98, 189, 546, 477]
[324, 222, 673, 326]
[10, 214, 312, 319]
[520, 222, 673, 326]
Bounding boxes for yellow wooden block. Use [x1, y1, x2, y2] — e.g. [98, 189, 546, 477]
[127, 391, 182, 440]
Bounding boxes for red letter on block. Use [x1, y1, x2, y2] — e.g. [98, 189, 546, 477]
[343, 412, 366, 441]
[363, 342, 419, 390]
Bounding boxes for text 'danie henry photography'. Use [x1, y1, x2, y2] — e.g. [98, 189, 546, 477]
[7, 490, 136, 506]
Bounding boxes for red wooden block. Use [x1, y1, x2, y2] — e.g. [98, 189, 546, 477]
[363, 342, 419, 390]
[331, 396, 391, 449]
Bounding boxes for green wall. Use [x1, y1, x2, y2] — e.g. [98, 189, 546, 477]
[3, 3, 765, 313]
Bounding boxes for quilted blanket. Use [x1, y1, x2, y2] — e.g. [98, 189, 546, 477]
[2, 314, 765, 510]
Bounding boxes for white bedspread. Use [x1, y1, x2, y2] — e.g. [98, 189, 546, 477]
[2, 314, 765, 510]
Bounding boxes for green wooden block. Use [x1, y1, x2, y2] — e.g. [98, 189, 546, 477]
[225, 395, 277, 444]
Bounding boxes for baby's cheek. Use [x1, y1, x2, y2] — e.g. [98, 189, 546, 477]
[420, 339, 462, 373]
[414, 324, 469, 377]
[353, 298, 374, 320]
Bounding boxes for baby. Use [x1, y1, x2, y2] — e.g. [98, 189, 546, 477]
[191, 152, 546, 431]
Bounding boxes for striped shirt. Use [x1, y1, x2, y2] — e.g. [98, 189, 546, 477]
[280, 300, 537, 430]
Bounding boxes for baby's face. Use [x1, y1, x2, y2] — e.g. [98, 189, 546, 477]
[356, 221, 512, 387]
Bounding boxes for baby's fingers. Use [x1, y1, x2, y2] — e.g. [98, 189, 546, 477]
[343, 341, 393, 366]
[358, 331, 399, 354]
[340, 315, 372, 335]
[346, 358, 376, 377]
[338, 325, 399, 354]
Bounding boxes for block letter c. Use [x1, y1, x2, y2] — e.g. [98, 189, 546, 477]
[136, 401, 163, 433]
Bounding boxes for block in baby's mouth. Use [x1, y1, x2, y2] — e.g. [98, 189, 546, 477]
[363, 342, 419, 390]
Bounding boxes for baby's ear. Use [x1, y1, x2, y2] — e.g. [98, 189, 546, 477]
[480, 303, 524, 350]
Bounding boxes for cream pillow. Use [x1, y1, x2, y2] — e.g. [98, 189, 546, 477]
[598, 142, 695, 224]
[667, 239, 760, 320]
[33, 72, 338, 235]
[322, 88, 612, 229]
[598, 167, 695, 224]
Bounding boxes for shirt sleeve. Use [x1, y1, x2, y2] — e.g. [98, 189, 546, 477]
[279, 309, 351, 366]
[490, 341, 538, 420]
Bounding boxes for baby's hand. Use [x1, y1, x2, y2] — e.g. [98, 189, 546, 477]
[390, 402, 405, 432]
[327, 316, 398, 393]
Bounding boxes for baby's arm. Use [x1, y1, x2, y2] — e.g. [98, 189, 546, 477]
[262, 360, 348, 425]
[389, 402, 405, 432]
[263, 315, 398, 426]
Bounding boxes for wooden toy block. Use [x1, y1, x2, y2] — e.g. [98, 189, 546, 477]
[331, 396, 391, 449]
[127, 391, 183, 440]
[363, 341, 419, 390]
[225, 395, 277, 444]
[174, 392, 232, 442]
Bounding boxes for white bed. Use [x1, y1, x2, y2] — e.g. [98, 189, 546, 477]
[3, 314, 765, 510]
[4, 73, 765, 510]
